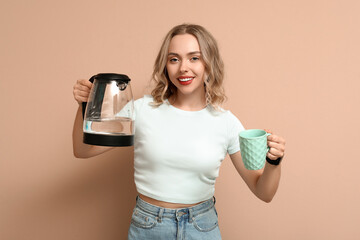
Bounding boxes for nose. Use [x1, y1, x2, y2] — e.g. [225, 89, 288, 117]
[180, 60, 189, 73]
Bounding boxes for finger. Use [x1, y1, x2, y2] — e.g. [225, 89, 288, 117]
[75, 96, 89, 103]
[267, 134, 285, 145]
[73, 88, 90, 103]
[266, 152, 279, 160]
[75, 90, 90, 98]
[77, 79, 93, 89]
[264, 129, 273, 134]
[269, 146, 284, 157]
[75, 84, 92, 92]
[267, 148, 284, 160]
[267, 141, 285, 152]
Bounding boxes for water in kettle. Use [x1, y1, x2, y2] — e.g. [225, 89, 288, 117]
[84, 117, 133, 135]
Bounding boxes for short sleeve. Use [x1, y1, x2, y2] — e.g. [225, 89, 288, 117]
[226, 111, 245, 155]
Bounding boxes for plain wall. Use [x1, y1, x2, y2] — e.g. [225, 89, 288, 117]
[1, 0, 359, 239]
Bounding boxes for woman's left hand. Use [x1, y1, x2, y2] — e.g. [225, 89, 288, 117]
[265, 130, 286, 161]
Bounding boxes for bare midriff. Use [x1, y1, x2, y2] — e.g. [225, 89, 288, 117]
[138, 193, 205, 209]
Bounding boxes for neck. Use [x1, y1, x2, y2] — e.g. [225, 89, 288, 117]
[169, 92, 206, 111]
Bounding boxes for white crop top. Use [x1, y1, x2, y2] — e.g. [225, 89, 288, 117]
[131, 95, 244, 204]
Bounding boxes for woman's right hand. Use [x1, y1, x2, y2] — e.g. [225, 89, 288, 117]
[73, 79, 93, 104]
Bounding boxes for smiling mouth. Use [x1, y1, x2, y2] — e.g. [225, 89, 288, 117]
[177, 77, 194, 85]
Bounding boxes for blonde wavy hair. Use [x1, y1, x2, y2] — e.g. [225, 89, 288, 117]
[151, 23, 226, 109]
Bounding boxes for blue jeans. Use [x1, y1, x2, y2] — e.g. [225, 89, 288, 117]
[128, 196, 222, 240]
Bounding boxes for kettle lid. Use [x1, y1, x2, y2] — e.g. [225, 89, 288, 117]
[90, 73, 131, 83]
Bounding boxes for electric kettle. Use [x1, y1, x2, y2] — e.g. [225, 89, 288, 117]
[82, 73, 134, 147]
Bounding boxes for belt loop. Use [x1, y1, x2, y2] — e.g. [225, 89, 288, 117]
[157, 208, 164, 223]
[188, 208, 194, 223]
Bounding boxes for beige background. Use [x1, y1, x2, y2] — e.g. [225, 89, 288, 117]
[1, 0, 359, 239]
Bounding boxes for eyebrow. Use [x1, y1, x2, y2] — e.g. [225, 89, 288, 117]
[168, 51, 201, 57]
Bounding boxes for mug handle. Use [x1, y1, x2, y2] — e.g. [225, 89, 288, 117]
[266, 133, 271, 152]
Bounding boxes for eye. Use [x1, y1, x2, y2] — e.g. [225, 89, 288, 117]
[190, 56, 200, 61]
[169, 58, 179, 63]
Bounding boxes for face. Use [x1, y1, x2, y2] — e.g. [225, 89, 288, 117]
[166, 34, 206, 99]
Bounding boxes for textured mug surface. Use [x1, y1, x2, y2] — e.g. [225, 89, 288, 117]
[239, 129, 269, 170]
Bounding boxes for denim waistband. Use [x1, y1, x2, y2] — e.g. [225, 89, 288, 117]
[135, 196, 215, 223]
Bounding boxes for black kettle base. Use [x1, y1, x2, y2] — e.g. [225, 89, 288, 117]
[83, 133, 134, 147]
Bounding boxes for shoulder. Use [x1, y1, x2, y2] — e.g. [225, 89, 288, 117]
[224, 110, 240, 122]
[135, 95, 153, 103]
[219, 109, 245, 131]
[134, 95, 169, 115]
[134, 95, 153, 107]
[208, 107, 239, 121]
[205, 107, 244, 129]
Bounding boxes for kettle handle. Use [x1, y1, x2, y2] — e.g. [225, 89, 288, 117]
[81, 75, 96, 119]
[81, 102, 87, 119]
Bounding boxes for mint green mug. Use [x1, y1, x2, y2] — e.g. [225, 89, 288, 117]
[239, 129, 270, 170]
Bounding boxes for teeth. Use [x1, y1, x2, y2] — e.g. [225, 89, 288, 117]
[178, 78, 193, 82]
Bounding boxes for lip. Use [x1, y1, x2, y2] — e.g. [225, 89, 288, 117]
[177, 76, 194, 85]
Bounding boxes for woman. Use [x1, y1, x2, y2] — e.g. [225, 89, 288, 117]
[72, 24, 286, 240]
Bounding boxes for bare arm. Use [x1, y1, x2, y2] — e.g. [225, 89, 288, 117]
[230, 133, 285, 202]
[72, 79, 113, 158]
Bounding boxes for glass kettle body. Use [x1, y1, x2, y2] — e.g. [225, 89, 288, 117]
[82, 73, 134, 146]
